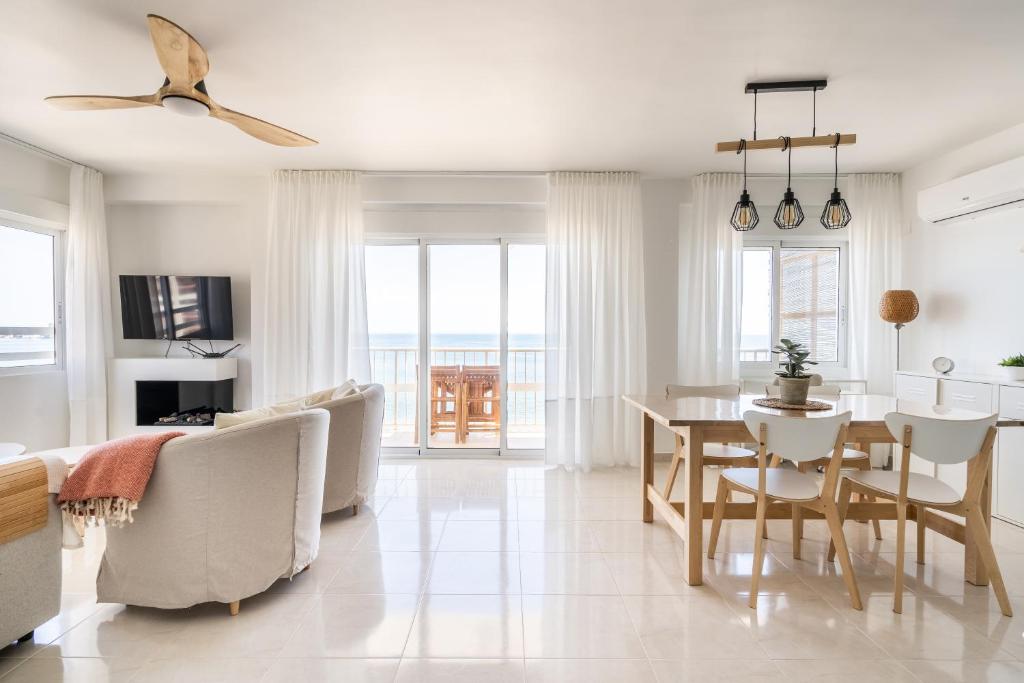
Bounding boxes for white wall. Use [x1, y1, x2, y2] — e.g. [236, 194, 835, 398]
[104, 175, 268, 412]
[900, 122, 1024, 374]
[0, 140, 70, 451]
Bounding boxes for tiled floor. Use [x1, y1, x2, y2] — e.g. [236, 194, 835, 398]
[4, 458, 1024, 682]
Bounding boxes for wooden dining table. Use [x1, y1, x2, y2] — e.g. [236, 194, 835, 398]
[623, 393, 1024, 587]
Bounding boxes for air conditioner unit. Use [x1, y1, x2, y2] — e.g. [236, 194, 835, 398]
[917, 155, 1024, 224]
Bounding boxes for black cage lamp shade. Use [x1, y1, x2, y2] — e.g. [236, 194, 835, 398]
[773, 137, 804, 229]
[730, 139, 759, 231]
[820, 133, 852, 229]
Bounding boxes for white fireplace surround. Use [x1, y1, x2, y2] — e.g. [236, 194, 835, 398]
[108, 358, 238, 438]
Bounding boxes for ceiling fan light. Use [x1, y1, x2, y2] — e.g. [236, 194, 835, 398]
[162, 95, 210, 117]
[730, 191, 759, 231]
[773, 188, 804, 229]
[820, 188, 852, 229]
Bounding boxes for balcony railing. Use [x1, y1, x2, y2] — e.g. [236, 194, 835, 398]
[0, 326, 55, 367]
[369, 347, 544, 441]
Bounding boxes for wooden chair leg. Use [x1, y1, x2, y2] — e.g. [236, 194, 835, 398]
[828, 478, 854, 563]
[916, 504, 926, 564]
[229, 600, 240, 616]
[708, 477, 729, 559]
[663, 436, 684, 499]
[822, 500, 863, 610]
[868, 495, 883, 540]
[769, 454, 782, 468]
[749, 493, 768, 609]
[792, 503, 802, 560]
[966, 507, 1013, 617]
[893, 502, 907, 614]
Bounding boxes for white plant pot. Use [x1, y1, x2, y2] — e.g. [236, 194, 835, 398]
[1001, 366, 1024, 382]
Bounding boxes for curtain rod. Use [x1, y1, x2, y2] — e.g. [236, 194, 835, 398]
[0, 132, 96, 172]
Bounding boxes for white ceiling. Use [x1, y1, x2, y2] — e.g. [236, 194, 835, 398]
[2, 0, 1022, 177]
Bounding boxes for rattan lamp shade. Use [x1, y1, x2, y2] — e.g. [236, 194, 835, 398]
[879, 290, 919, 324]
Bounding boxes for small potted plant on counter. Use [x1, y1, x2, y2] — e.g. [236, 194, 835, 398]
[998, 353, 1024, 381]
[772, 338, 817, 404]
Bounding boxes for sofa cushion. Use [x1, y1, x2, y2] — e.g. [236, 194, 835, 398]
[331, 379, 360, 401]
[214, 401, 305, 429]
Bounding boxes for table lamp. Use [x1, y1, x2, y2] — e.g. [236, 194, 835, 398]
[879, 290, 919, 371]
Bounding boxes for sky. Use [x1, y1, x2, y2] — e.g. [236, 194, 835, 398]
[365, 243, 545, 337]
[0, 225, 54, 327]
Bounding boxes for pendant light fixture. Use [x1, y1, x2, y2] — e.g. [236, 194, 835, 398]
[730, 139, 759, 231]
[820, 133, 852, 229]
[773, 136, 804, 229]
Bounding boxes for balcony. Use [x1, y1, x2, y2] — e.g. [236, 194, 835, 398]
[370, 347, 544, 449]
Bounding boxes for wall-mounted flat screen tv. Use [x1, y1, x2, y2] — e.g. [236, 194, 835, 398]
[120, 275, 234, 340]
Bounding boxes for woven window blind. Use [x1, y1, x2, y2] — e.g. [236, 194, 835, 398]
[780, 247, 839, 362]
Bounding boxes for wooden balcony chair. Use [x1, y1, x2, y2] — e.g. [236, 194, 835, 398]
[462, 365, 501, 441]
[764, 383, 883, 553]
[829, 412, 1011, 616]
[662, 384, 757, 501]
[708, 410, 863, 610]
[429, 365, 463, 443]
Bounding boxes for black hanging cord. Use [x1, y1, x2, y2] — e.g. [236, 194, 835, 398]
[736, 139, 748, 190]
[779, 136, 792, 186]
[831, 132, 840, 186]
[752, 90, 758, 141]
[812, 87, 817, 137]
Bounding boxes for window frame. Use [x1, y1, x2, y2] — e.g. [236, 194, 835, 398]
[0, 217, 65, 377]
[740, 238, 848, 376]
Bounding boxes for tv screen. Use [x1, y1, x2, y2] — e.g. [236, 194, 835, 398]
[120, 275, 234, 340]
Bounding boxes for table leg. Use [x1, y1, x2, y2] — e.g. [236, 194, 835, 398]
[642, 412, 654, 523]
[683, 425, 704, 585]
[965, 455, 992, 586]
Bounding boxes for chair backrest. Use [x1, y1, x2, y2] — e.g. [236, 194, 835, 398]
[666, 383, 740, 399]
[764, 384, 841, 399]
[743, 410, 851, 463]
[771, 373, 823, 387]
[884, 412, 997, 465]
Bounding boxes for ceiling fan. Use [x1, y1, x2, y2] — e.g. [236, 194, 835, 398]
[45, 14, 317, 147]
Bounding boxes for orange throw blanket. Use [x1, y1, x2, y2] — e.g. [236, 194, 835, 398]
[58, 432, 184, 528]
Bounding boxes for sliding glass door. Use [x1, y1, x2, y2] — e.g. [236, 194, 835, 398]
[366, 238, 544, 455]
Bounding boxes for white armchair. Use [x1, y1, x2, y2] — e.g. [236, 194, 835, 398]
[96, 409, 329, 614]
[306, 383, 385, 515]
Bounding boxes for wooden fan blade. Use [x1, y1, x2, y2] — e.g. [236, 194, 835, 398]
[45, 94, 161, 110]
[208, 105, 317, 146]
[146, 14, 209, 87]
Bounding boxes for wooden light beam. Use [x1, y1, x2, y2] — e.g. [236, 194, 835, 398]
[716, 133, 856, 153]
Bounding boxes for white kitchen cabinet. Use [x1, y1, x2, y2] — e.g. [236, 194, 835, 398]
[894, 374, 939, 475]
[996, 386, 1024, 526]
[936, 380, 995, 496]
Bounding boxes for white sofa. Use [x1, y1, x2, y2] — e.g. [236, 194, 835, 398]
[96, 409, 329, 613]
[1, 455, 66, 648]
[307, 383, 385, 514]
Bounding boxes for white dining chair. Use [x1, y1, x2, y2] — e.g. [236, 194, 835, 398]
[662, 384, 757, 499]
[708, 410, 862, 610]
[829, 411, 1010, 616]
[763, 384, 882, 552]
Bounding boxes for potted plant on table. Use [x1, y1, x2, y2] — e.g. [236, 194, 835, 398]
[772, 338, 817, 405]
[998, 353, 1024, 381]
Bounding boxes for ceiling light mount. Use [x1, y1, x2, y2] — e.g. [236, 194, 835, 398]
[744, 79, 828, 95]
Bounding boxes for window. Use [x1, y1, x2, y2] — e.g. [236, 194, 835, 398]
[740, 241, 846, 368]
[0, 222, 63, 373]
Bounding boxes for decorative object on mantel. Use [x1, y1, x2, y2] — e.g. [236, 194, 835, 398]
[820, 133, 852, 229]
[718, 79, 856, 231]
[182, 341, 243, 359]
[729, 139, 759, 231]
[998, 353, 1024, 381]
[771, 338, 818, 405]
[932, 356, 955, 374]
[752, 397, 833, 411]
[773, 136, 804, 228]
[879, 290, 919, 371]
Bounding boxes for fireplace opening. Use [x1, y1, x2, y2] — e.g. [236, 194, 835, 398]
[136, 379, 234, 427]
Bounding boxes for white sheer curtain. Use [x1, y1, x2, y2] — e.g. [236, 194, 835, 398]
[847, 173, 902, 395]
[65, 164, 113, 445]
[262, 170, 370, 405]
[677, 173, 743, 384]
[545, 171, 647, 469]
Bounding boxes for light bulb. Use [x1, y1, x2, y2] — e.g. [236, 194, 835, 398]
[738, 206, 751, 227]
[162, 95, 210, 117]
[783, 204, 796, 224]
[829, 203, 842, 224]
